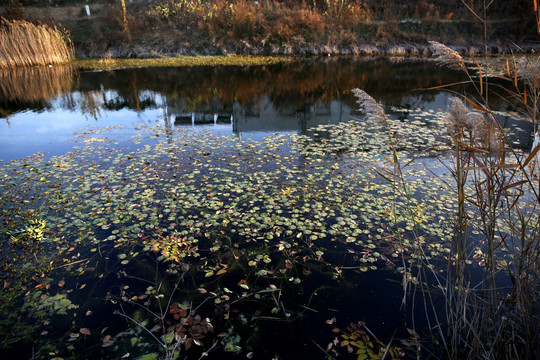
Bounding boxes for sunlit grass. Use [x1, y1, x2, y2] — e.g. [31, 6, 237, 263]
[73, 55, 294, 70]
[0, 19, 73, 68]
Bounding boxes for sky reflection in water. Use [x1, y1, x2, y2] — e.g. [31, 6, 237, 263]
[1, 57, 475, 162]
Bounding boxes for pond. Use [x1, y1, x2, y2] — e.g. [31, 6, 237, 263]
[0, 57, 537, 360]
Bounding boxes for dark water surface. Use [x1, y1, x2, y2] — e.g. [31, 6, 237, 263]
[0, 57, 534, 359]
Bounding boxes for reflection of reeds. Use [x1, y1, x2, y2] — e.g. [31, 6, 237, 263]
[0, 19, 74, 68]
[0, 66, 74, 102]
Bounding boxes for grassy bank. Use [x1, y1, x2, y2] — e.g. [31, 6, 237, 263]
[73, 55, 293, 70]
[0, 18, 73, 68]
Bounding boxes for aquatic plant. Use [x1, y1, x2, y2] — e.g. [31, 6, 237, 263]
[0, 108, 460, 358]
[74, 55, 292, 71]
[328, 321, 404, 360]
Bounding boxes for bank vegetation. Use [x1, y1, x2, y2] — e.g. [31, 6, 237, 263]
[0, 18, 74, 68]
[1, 0, 538, 57]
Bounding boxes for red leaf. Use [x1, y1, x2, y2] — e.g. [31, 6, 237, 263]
[170, 302, 180, 314]
[185, 337, 193, 350]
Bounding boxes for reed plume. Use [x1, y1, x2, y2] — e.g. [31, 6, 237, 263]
[351, 88, 387, 123]
[446, 97, 501, 151]
[429, 40, 466, 72]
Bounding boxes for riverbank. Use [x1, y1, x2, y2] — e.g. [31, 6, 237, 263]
[1, 1, 538, 59]
[73, 40, 540, 59]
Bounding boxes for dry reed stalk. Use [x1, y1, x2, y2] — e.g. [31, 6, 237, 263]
[442, 82, 539, 359]
[0, 19, 74, 68]
[535, 0, 540, 33]
[352, 88, 451, 356]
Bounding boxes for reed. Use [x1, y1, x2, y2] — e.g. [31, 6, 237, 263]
[429, 41, 540, 359]
[0, 18, 74, 69]
[355, 39, 539, 359]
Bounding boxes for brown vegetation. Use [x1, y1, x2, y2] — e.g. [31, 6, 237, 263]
[1, 1, 537, 57]
[0, 18, 74, 68]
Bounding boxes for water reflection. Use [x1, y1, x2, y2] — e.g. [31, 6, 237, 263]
[0, 66, 75, 118]
[0, 57, 534, 161]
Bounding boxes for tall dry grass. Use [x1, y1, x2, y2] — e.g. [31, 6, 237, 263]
[0, 18, 74, 69]
[354, 38, 539, 359]
[427, 41, 540, 359]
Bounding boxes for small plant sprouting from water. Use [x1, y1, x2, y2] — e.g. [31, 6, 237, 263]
[112, 282, 218, 360]
[327, 321, 404, 360]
